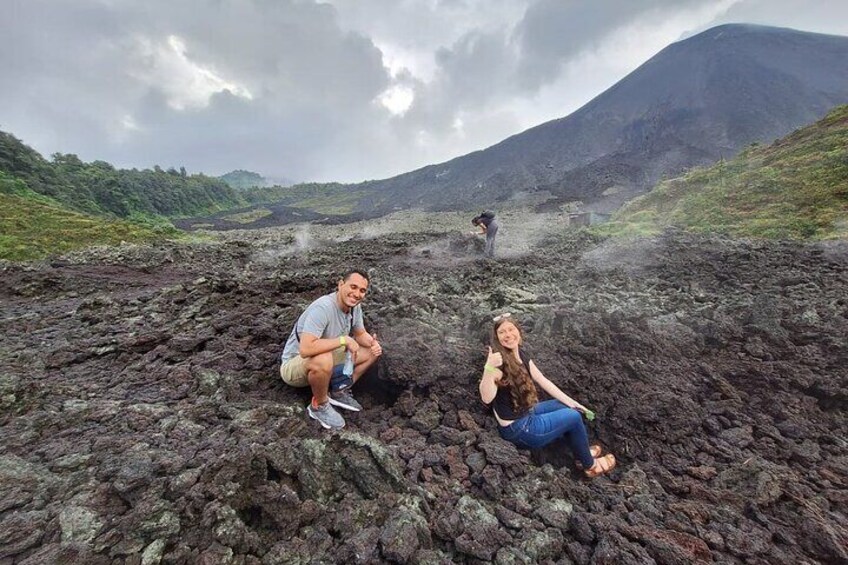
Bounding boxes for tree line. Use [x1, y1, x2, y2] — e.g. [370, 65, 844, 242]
[0, 130, 268, 220]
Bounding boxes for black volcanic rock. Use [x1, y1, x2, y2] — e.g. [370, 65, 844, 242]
[1, 225, 847, 563]
[358, 24, 848, 213]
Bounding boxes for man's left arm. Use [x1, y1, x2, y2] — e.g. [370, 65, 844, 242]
[353, 327, 374, 347]
[355, 293, 384, 350]
[354, 327, 382, 358]
[351, 305, 374, 347]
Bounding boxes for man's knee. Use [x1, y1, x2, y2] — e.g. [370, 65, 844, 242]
[306, 352, 333, 378]
[357, 348, 375, 365]
[357, 349, 381, 373]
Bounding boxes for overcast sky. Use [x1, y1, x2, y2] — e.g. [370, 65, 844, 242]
[2, 0, 847, 183]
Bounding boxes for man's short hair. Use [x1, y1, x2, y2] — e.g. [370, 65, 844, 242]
[342, 269, 370, 283]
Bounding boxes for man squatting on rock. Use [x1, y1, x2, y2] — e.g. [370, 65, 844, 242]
[471, 210, 499, 258]
[479, 313, 616, 477]
[280, 270, 382, 429]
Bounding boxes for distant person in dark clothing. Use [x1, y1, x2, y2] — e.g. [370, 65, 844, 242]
[479, 313, 616, 478]
[471, 210, 499, 258]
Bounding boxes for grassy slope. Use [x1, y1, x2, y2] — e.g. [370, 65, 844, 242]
[598, 105, 848, 239]
[0, 175, 176, 261]
[242, 182, 367, 215]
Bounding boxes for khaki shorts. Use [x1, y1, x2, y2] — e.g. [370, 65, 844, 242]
[280, 355, 309, 387]
[279, 347, 346, 388]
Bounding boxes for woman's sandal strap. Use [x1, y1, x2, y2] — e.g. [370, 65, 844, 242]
[576, 445, 604, 470]
[586, 454, 616, 477]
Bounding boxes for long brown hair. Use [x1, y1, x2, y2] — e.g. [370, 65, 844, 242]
[492, 317, 538, 411]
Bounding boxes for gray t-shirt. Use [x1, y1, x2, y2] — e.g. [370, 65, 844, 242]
[280, 292, 365, 362]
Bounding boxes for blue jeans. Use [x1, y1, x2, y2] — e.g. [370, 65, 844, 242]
[484, 220, 499, 258]
[499, 400, 594, 468]
[329, 364, 352, 391]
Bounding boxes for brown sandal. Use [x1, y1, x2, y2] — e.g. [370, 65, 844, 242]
[575, 445, 604, 469]
[585, 454, 616, 478]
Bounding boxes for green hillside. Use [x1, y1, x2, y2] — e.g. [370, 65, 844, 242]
[0, 131, 247, 219]
[0, 130, 371, 258]
[219, 169, 267, 190]
[599, 105, 848, 239]
[238, 181, 366, 215]
[0, 130, 368, 220]
[0, 173, 176, 260]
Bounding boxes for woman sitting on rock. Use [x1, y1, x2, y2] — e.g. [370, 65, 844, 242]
[479, 313, 616, 477]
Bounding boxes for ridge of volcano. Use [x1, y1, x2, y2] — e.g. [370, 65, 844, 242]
[349, 23, 848, 215]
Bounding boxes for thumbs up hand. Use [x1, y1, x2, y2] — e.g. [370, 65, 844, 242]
[370, 333, 382, 357]
[486, 346, 503, 369]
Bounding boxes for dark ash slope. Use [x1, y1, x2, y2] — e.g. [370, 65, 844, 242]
[357, 24, 848, 213]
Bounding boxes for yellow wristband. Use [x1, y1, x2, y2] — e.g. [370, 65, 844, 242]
[339, 336, 346, 346]
[484, 364, 497, 373]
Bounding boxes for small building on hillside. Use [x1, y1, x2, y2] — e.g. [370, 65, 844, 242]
[568, 212, 611, 227]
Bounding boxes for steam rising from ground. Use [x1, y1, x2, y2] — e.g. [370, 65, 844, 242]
[580, 237, 664, 274]
[358, 223, 394, 240]
[496, 212, 565, 257]
[293, 226, 312, 252]
[398, 209, 571, 267]
[225, 207, 577, 266]
[817, 238, 848, 262]
[247, 225, 317, 264]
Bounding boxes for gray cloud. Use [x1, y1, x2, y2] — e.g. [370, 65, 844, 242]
[708, 0, 848, 37]
[1, 0, 846, 183]
[513, 0, 725, 90]
[1, 0, 392, 180]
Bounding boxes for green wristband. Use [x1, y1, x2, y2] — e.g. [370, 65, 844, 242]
[584, 409, 595, 421]
[484, 364, 498, 373]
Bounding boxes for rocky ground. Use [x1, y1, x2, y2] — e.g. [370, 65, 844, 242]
[1, 210, 846, 564]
